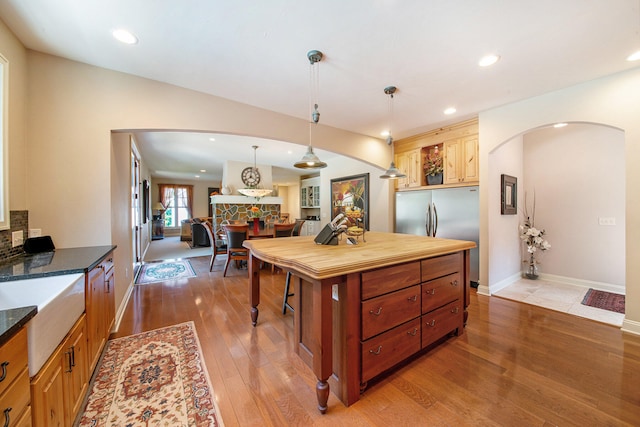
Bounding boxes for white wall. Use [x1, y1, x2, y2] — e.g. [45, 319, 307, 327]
[486, 135, 524, 292]
[523, 124, 625, 287]
[480, 67, 640, 334]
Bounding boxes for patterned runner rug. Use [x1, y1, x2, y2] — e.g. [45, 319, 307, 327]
[135, 260, 196, 284]
[78, 322, 223, 426]
[581, 288, 625, 313]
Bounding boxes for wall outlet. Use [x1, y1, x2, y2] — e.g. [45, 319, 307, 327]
[598, 217, 616, 226]
[30, 228, 42, 237]
[12, 230, 24, 247]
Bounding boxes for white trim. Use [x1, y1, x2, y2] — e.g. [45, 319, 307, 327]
[112, 282, 134, 334]
[537, 273, 625, 295]
[485, 272, 523, 295]
[0, 53, 9, 230]
[621, 319, 640, 336]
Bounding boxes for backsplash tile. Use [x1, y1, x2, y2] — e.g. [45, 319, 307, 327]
[0, 211, 28, 261]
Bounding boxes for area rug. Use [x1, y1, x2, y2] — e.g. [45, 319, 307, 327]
[77, 321, 223, 426]
[581, 288, 625, 314]
[135, 260, 196, 284]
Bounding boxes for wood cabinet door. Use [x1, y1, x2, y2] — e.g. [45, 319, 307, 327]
[31, 347, 66, 427]
[64, 317, 88, 426]
[86, 265, 105, 373]
[462, 137, 478, 182]
[443, 140, 461, 184]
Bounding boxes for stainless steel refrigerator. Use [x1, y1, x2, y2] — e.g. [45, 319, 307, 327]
[395, 186, 479, 284]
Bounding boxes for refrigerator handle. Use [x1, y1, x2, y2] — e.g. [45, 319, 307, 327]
[425, 204, 431, 236]
[432, 202, 438, 237]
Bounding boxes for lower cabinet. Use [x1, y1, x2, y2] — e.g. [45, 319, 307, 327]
[31, 314, 88, 427]
[0, 328, 31, 427]
[86, 252, 115, 374]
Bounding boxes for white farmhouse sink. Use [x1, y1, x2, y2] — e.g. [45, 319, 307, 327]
[0, 273, 85, 376]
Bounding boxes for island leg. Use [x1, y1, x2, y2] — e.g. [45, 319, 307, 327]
[313, 279, 333, 413]
[249, 253, 261, 326]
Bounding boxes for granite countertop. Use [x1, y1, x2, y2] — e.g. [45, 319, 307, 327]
[0, 306, 37, 347]
[0, 245, 116, 345]
[0, 245, 116, 282]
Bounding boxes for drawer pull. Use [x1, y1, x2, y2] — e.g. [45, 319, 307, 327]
[407, 327, 418, 336]
[369, 345, 383, 355]
[425, 289, 435, 296]
[369, 307, 383, 316]
[407, 295, 418, 302]
[3, 407, 11, 427]
[427, 319, 436, 327]
[451, 306, 459, 314]
[450, 280, 459, 286]
[0, 361, 8, 382]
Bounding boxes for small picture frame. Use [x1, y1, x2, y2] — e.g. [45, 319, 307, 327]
[501, 174, 517, 215]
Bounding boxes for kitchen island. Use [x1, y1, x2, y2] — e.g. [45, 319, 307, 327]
[243, 231, 475, 413]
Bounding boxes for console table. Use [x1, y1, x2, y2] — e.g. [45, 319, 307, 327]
[243, 232, 475, 413]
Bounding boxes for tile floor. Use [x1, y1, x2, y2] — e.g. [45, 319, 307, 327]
[493, 278, 624, 327]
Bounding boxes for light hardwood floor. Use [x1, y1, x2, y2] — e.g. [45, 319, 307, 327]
[115, 255, 640, 426]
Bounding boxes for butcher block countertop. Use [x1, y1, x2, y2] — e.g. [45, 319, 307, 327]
[243, 231, 476, 279]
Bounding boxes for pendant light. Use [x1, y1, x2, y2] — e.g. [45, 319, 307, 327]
[294, 50, 328, 169]
[238, 145, 273, 198]
[380, 86, 406, 179]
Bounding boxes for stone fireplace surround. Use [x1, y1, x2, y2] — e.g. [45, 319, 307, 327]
[210, 195, 282, 235]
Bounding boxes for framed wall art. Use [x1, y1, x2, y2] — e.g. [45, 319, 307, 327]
[208, 187, 220, 217]
[501, 174, 517, 215]
[330, 173, 369, 230]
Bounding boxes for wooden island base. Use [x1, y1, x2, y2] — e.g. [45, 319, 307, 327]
[245, 232, 475, 412]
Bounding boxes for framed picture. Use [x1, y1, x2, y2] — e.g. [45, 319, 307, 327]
[501, 174, 517, 215]
[330, 173, 369, 230]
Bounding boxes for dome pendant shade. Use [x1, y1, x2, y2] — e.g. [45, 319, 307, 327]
[294, 49, 328, 170]
[293, 145, 327, 169]
[379, 161, 406, 179]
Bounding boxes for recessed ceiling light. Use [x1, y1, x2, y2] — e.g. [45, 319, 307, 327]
[209, 137, 216, 141]
[479, 54, 500, 67]
[444, 107, 457, 115]
[627, 50, 640, 61]
[553, 122, 568, 128]
[112, 28, 138, 45]
[200, 169, 206, 173]
[380, 130, 390, 137]
[195, 175, 200, 178]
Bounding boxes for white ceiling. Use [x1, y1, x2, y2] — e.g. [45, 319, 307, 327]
[2, 0, 639, 183]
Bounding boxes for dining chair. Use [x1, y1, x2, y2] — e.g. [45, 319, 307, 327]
[292, 219, 306, 236]
[279, 221, 302, 314]
[221, 224, 249, 277]
[272, 223, 296, 275]
[203, 221, 226, 271]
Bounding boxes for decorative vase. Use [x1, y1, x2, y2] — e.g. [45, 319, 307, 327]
[427, 173, 443, 185]
[525, 253, 539, 279]
[253, 217, 260, 234]
[221, 186, 231, 195]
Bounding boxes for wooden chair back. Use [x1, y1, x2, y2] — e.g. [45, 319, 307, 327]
[292, 219, 306, 236]
[273, 222, 296, 238]
[221, 224, 249, 276]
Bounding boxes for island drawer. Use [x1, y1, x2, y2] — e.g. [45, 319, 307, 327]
[361, 262, 420, 300]
[422, 300, 463, 348]
[362, 285, 421, 340]
[421, 252, 461, 282]
[0, 327, 28, 398]
[422, 272, 462, 314]
[362, 318, 421, 382]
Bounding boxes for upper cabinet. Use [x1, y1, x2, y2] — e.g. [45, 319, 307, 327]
[301, 177, 320, 208]
[394, 148, 422, 189]
[395, 118, 478, 190]
[443, 136, 478, 185]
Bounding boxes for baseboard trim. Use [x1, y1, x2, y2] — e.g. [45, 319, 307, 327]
[621, 319, 640, 336]
[112, 282, 134, 335]
[538, 273, 625, 295]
